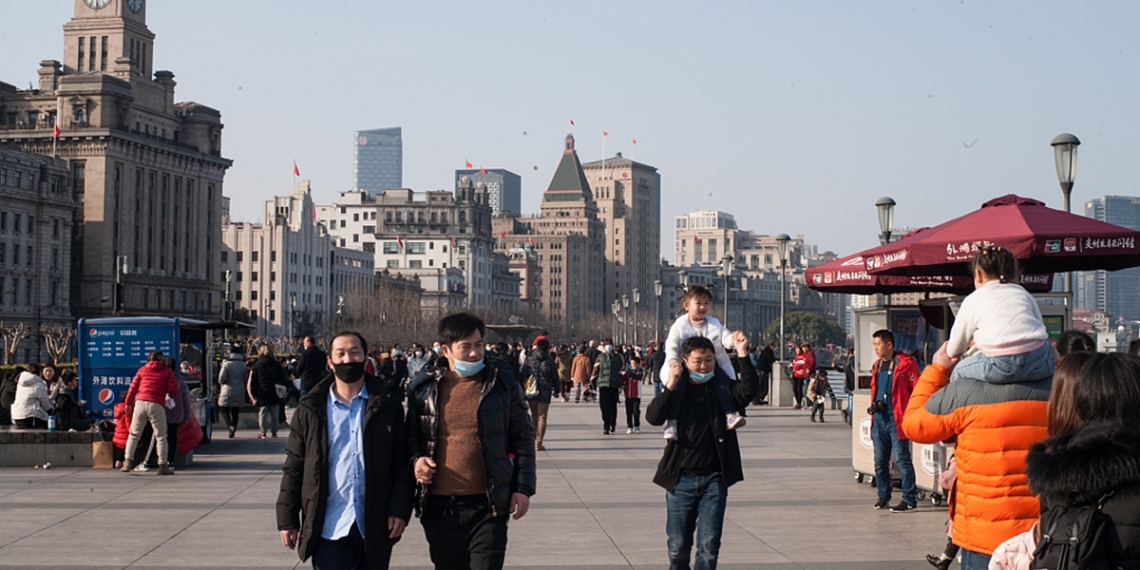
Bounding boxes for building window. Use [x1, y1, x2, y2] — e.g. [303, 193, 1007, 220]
[382, 242, 399, 254]
[270, 271, 276, 282]
[236, 252, 243, 262]
[252, 251, 259, 262]
[251, 290, 258, 301]
[270, 251, 277, 262]
[409, 260, 423, 268]
[387, 260, 398, 268]
[221, 251, 228, 262]
[407, 242, 425, 254]
[353, 234, 359, 243]
[363, 226, 374, 234]
[251, 271, 258, 282]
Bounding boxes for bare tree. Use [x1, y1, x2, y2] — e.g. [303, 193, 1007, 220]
[0, 322, 32, 365]
[40, 324, 76, 364]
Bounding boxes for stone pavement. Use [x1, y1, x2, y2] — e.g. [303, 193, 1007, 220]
[0, 400, 949, 569]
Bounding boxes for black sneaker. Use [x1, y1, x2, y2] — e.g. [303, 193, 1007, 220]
[873, 497, 890, 510]
[890, 501, 916, 513]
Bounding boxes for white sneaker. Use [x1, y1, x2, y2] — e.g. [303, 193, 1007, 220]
[133, 464, 150, 472]
[663, 421, 678, 440]
[634, 427, 641, 434]
[726, 412, 746, 430]
[626, 428, 633, 434]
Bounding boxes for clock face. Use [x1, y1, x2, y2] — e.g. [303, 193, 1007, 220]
[128, 0, 144, 13]
[84, 0, 111, 9]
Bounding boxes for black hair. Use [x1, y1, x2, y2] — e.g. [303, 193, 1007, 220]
[972, 245, 1018, 284]
[871, 329, 894, 345]
[61, 369, 78, 385]
[437, 313, 486, 345]
[535, 339, 550, 351]
[681, 336, 715, 357]
[494, 342, 509, 354]
[1075, 352, 1140, 427]
[147, 351, 164, 362]
[676, 284, 714, 314]
[1129, 339, 1140, 358]
[330, 331, 368, 355]
[26, 363, 41, 375]
[1057, 330, 1095, 357]
[630, 356, 642, 364]
[601, 337, 613, 344]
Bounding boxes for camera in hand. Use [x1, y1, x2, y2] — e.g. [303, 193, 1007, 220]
[867, 399, 889, 415]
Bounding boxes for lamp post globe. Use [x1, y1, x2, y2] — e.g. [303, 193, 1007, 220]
[1051, 133, 1081, 292]
[875, 197, 896, 245]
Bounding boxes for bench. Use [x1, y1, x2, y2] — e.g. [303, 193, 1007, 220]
[0, 428, 99, 468]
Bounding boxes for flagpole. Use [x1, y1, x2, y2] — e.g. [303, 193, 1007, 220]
[602, 133, 607, 183]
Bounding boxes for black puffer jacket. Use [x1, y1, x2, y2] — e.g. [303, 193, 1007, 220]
[276, 374, 415, 562]
[1027, 420, 1140, 568]
[405, 358, 535, 517]
[521, 349, 559, 404]
[250, 356, 289, 406]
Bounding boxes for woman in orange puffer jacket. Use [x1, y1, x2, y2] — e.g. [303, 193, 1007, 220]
[901, 342, 1049, 570]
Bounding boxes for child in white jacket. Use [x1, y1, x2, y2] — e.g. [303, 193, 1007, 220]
[948, 245, 1054, 384]
[662, 285, 743, 440]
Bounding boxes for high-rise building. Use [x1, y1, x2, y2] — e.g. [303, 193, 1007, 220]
[354, 127, 402, 194]
[1077, 196, 1140, 322]
[454, 169, 522, 215]
[0, 0, 231, 320]
[581, 153, 661, 306]
[221, 181, 374, 338]
[493, 134, 606, 326]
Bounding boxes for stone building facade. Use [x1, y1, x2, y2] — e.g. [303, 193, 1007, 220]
[0, 148, 80, 362]
[0, 0, 230, 320]
[493, 135, 607, 326]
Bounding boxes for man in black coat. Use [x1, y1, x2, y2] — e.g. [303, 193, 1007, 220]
[277, 331, 415, 570]
[646, 342, 666, 395]
[406, 313, 535, 570]
[754, 342, 776, 404]
[294, 336, 328, 396]
[646, 332, 758, 570]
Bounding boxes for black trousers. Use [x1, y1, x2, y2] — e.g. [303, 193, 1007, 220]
[14, 417, 47, 429]
[753, 371, 771, 404]
[312, 523, 393, 570]
[222, 407, 241, 430]
[625, 397, 641, 428]
[598, 387, 619, 432]
[421, 495, 508, 570]
[791, 377, 805, 405]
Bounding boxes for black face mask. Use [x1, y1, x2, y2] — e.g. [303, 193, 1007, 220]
[333, 361, 366, 383]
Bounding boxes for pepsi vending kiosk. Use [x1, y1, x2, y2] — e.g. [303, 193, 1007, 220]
[77, 317, 213, 439]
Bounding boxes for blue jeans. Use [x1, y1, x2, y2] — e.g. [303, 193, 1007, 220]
[951, 341, 1054, 384]
[666, 472, 727, 570]
[872, 415, 916, 506]
[959, 548, 991, 570]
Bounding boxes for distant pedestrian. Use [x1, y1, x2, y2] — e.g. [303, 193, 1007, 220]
[521, 338, 559, 451]
[754, 342, 776, 404]
[622, 356, 644, 434]
[162, 358, 194, 467]
[592, 338, 623, 435]
[556, 345, 574, 402]
[122, 352, 179, 476]
[11, 364, 51, 429]
[571, 348, 591, 403]
[806, 370, 832, 423]
[294, 336, 328, 397]
[646, 342, 666, 396]
[249, 345, 291, 438]
[218, 346, 248, 438]
[407, 343, 431, 378]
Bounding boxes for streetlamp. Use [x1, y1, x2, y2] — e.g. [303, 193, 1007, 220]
[678, 269, 689, 288]
[611, 300, 620, 341]
[622, 294, 630, 345]
[776, 234, 790, 362]
[721, 255, 733, 328]
[114, 255, 128, 317]
[632, 288, 641, 346]
[876, 197, 896, 245]
[654, 279, 663, 343]
[1052, 133, 1081, 293]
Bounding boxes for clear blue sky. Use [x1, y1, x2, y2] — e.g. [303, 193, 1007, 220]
[4, 1, 1138, 260]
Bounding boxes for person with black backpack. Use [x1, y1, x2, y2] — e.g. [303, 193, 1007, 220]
[1021, 352, 1140, 570]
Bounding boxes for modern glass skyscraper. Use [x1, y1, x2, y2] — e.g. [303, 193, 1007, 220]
[354, 127, 402, 194]
[1077, 196, 1140, 322]
[453, 169, 522, 215]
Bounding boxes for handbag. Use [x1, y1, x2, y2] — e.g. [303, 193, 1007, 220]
[275, 384, 288, 400]
[523, 375, 538, 400]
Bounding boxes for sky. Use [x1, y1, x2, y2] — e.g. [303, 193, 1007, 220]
[3, 1, 1139, 261]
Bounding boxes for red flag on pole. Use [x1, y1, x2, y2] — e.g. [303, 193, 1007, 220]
[499, 231, 506, 239]
[569, 119, 575, 126]
[632, 138, 637, 145]
[479, 166, 487, 174]
[451, 236, 457, 248]
[293, 162, 300, 177]
[465, 160, 473, 169]
[528, 237, 535, 247]
[53, 124, 61, 139]
[602, 130, 608, 137]
[396, 236, 404, 249]
[694, 235, 702, 243]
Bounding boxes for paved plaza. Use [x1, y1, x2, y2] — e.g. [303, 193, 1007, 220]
[0, 400, 949, 569]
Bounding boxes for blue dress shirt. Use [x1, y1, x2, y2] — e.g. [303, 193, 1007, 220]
[321, 383, 368, 540]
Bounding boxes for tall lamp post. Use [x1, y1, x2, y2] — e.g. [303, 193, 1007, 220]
[653, 279, 663, 343]
[632, 288, 641, 346]
[721, 255, 733, 328]
[1052, 133, 1081, 293]
[678, 269, 689, 288]
[775, 234, 790, 362]
[612, 300, 620, 341]
[622, 294, 630, 345]
[875, 197, 896, 245]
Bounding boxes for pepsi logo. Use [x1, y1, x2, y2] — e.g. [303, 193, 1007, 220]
[98, 389, 115, 405]
[89, 329, 97, 336]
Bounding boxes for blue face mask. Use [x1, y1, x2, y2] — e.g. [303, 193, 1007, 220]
[451, 358, 485, 378]
[690, 370, 715, 383]
[393, 349, 403, 357]
[604, 345, 614, 352]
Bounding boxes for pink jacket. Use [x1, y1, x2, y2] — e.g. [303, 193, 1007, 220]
[988, 525, 1037, 570]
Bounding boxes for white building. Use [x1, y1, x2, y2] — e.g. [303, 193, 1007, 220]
[221, 181, 374, 337]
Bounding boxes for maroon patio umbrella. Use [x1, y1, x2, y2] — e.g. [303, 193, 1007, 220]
[864, 194, 1140, 276]
[805, 251, 1053, 295]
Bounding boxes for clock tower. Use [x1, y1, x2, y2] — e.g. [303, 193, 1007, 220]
[64, 0, 152, 80]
